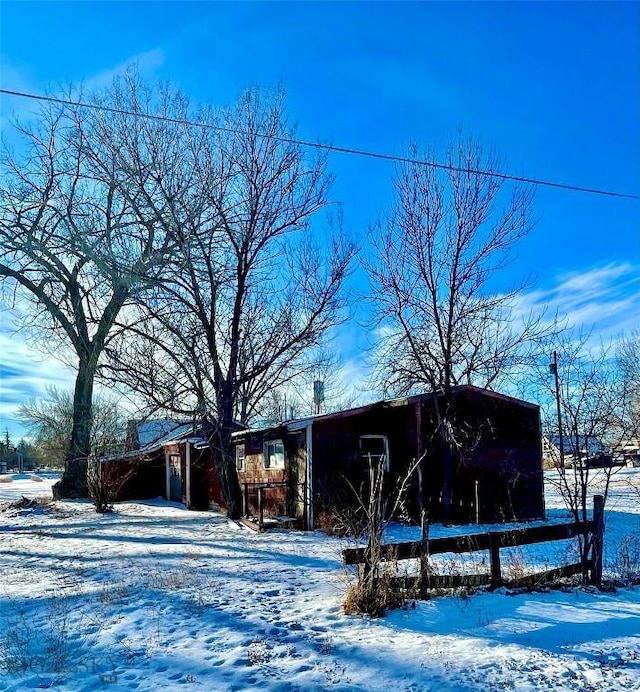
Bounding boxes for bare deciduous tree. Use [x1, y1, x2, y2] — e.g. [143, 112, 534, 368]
[255, 348, 360, 424]
[17, 386, 126, 469]
[104, 88, 356, 518]
[365, 135, 550, 522]
[0, 75, 186, 496]
[536, 332, 631, 581]
[617, 329, 640, 444]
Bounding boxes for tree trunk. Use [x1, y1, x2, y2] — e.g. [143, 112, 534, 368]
[442, 441, 454, 524]
[52, 358, 95, 499]
[206, 387, 243, 519]
[216, 439, 243, 520]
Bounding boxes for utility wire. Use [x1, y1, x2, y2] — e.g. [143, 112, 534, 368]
[2, 87, 639, 201]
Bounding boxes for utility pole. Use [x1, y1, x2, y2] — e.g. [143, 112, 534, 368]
[14, 444, 24, 473]
[550, 351, 565, 469]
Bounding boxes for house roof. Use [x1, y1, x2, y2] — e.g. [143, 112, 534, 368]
[142, 423, 201, 451]
[232, 384, 539, 440]
[135, 419, 189, 447]
[100, 420, 205, 462]
[547, 435, 605, 455]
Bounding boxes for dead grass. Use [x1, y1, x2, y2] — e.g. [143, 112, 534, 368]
[343, 571, 406, 617]
[609, 532, 640, 583]
[0, 496, 58, 516]
[343, 548, 409, 617]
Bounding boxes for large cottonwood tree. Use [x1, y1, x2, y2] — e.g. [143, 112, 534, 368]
[0, 77, 185, 496]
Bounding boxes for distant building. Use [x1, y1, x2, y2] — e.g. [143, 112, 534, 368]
[611, 438, 640, 467]
[542, 435, 612, 469]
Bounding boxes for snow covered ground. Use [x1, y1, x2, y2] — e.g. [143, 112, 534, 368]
[1, 470, 639, 691]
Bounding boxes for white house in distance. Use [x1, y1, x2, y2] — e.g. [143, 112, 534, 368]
[542, 435, 608, 469]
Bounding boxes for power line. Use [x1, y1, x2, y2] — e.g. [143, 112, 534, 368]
[2, 87, 639, 201]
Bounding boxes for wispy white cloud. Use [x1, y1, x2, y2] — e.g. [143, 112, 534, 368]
[81, 48, 165, 93]
[1, 47, 165, 125]
[515, 261, 640, 341]
[0, 329, 77, 441]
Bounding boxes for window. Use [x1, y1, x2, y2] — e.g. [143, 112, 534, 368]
[235, 444, 245, 471]
[264, 440, 285, 469]
[359, 435, 390, 471]
[169, 454, 181, 477]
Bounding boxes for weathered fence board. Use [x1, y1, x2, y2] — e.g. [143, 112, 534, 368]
[385, 574, 490, 591]
[343, 520, 594, 565]
[342, 495, 605, 592]
[508, 561, 587, 589]
[382, 561, 590, 593]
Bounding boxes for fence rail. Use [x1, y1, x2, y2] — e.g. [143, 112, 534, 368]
[342, 495, 604, 593]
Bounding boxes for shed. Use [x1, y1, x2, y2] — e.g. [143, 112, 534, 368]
[99, 420, 226, 510]
[232, 385, 545, 529]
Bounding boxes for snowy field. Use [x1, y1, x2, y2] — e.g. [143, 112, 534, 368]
[1, 470, 640, 691]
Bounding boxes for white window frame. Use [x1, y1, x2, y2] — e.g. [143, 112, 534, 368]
[235, 443, 246, 472]
[264, 439, 285, 469]
[359, 435, 390, 471]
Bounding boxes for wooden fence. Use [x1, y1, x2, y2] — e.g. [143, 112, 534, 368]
[342, 495, 604, 594]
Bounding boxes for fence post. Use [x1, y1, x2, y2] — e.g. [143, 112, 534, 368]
[489, 532, 502, 589]
[419, 510, 429, 599]
[258, 487, 264, 528]
[591, 494, 604, 589]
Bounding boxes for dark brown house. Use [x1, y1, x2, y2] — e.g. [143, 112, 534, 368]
[232, 385, 545, 529]
[100, 420, 226, 510]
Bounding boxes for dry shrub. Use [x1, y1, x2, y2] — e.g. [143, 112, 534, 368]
[87, 463, 115, 514]
[343, 569, 406, 617]
[343, 545, 409, 617]
[0, 476, 13, 483]
[610, 533, 640, 583]
[29, 475, 44, 482]
[503, 546, 529, 583]
[316, 502, 367, 537]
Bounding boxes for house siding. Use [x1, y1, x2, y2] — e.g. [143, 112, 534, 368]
[236, 429, 305, 518]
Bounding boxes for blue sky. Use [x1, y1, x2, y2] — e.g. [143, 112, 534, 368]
[1, 1, 639, 441]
